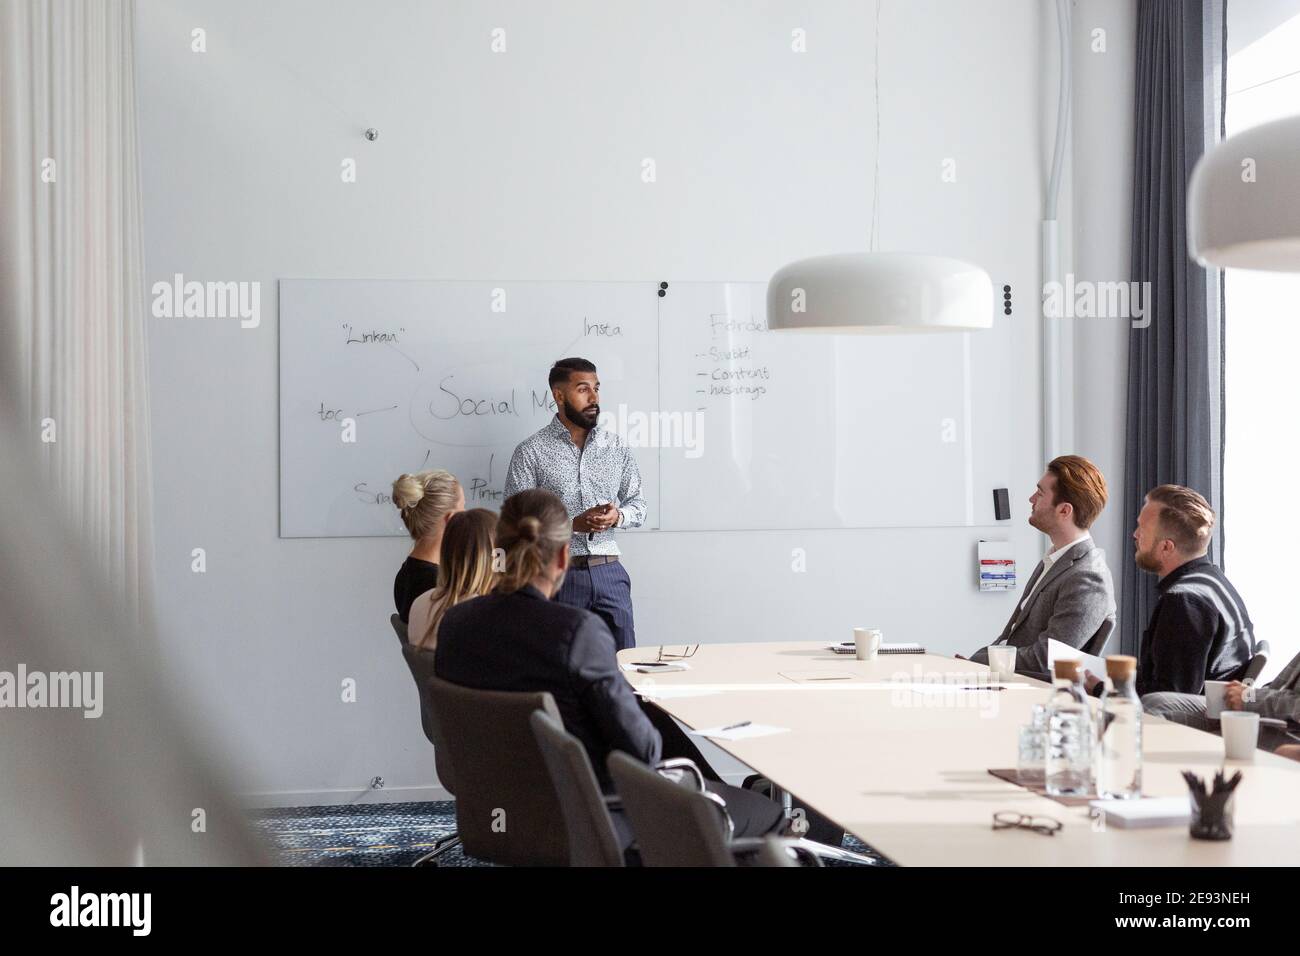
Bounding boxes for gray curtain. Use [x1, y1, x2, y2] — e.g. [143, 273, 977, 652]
[1121, 0, 1226, 656]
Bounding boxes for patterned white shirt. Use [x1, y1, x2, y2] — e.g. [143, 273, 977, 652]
[504, 415, 647, 556]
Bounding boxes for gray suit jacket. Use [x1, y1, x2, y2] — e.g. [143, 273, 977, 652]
[970, 539, 1117, 674]
[1248, 651, 1300, 723]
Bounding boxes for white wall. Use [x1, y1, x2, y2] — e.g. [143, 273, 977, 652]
[135, 0, 1126, 803]
[1070, 0, 1137, 607]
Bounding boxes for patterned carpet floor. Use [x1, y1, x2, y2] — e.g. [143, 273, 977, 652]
[248, 800, 887, 867]
[250, 800, 477, 867]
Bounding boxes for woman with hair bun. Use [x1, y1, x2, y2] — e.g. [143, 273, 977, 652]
[390, 469, 463, 624]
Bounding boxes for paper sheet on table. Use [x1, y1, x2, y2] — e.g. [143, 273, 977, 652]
[1047, 638, 1107, 678]
[689, 723, 791, 741]
[779, 669, 860, 683]
[620, 662, 692, 673]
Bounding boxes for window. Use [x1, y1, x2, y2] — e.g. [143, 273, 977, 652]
[1223, 7, 1300, 680]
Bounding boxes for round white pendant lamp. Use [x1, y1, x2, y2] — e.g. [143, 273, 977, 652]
[764, 0, 994, 335]
[766, 252, 994, 334]
[1189, 113, 1300, 272]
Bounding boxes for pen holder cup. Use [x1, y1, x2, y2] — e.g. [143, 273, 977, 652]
[1188, 791, 1234, 841]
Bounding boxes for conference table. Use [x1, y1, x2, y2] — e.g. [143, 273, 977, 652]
[616, 642, 1300, 866]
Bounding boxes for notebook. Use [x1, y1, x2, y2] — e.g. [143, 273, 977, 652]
[1088, 797, 1191, 829]
[828, 642, 926, 655]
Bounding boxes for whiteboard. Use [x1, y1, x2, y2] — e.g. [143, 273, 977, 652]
[278, 279, 661, 537]
[278, 279, 974, 537]
[657, 282, 974, 530]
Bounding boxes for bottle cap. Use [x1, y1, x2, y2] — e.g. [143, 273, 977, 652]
[1052, 659, 1081, 681]
[1105, 655, 1137, 679]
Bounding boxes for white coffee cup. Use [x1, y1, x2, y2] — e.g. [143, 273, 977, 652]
[1204, 680, 1230, 719]
[987, 645, 1017, 680]
[853, 627, 883, 661]
[1221, 711, 1260, 760]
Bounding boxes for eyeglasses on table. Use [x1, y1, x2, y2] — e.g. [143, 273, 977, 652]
[992, 811, 1062, 836]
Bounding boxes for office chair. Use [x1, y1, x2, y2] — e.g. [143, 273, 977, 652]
[606, 752, 828, 867]
[398, 645, 461, 866]
[425, 676, 570, 866]
[390, 613, 408, 648]
[723, 776, 878, 864]
[1242, 639, 1271, 685]
[529, 710, 626, 867]
[752, 837, 803, 867]
[1012, 620, 1114, 684]
[1080, 617, 1115, 658]
[1238, 641, 1293, 747]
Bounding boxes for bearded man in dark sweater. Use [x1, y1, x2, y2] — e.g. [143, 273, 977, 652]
[1087, 485, 1253, 710]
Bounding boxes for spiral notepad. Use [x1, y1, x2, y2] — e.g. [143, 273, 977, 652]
[829, 642, 926, 655]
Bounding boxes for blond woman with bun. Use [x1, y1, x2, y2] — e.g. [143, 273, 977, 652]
[434, 489, 787, 850]
[391, 469, 463, 623]
[408, 508, 498, 653]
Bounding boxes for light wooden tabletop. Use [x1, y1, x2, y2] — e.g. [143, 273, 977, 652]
[617, 641, 1300, 866]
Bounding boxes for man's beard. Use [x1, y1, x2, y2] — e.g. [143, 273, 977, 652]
[564, 398, 599, 430]
[1134, 544, 1161, 572]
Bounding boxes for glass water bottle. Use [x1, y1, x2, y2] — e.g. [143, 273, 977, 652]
[1098, 655, 1143, 799]
[1044, 659, 1094, 797]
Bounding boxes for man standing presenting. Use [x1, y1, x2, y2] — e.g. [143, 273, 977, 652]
[504, 358, 646, 650]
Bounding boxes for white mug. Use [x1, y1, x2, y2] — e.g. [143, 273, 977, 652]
[1221, 711, 1260, 761]
[853, 627, 883, 661]
[1204, 680, 1230, 719]
[988, 645, 1017, 680]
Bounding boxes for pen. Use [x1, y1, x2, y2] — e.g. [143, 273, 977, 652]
[720, 720, 751, 731]
[587, 502, 615, 542]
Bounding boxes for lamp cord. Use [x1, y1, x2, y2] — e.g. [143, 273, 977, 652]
[871, 0, 882, 252]
[1045, 0, 1071, 221]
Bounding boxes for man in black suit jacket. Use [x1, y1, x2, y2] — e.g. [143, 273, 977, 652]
[435, 493, 785, 850]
